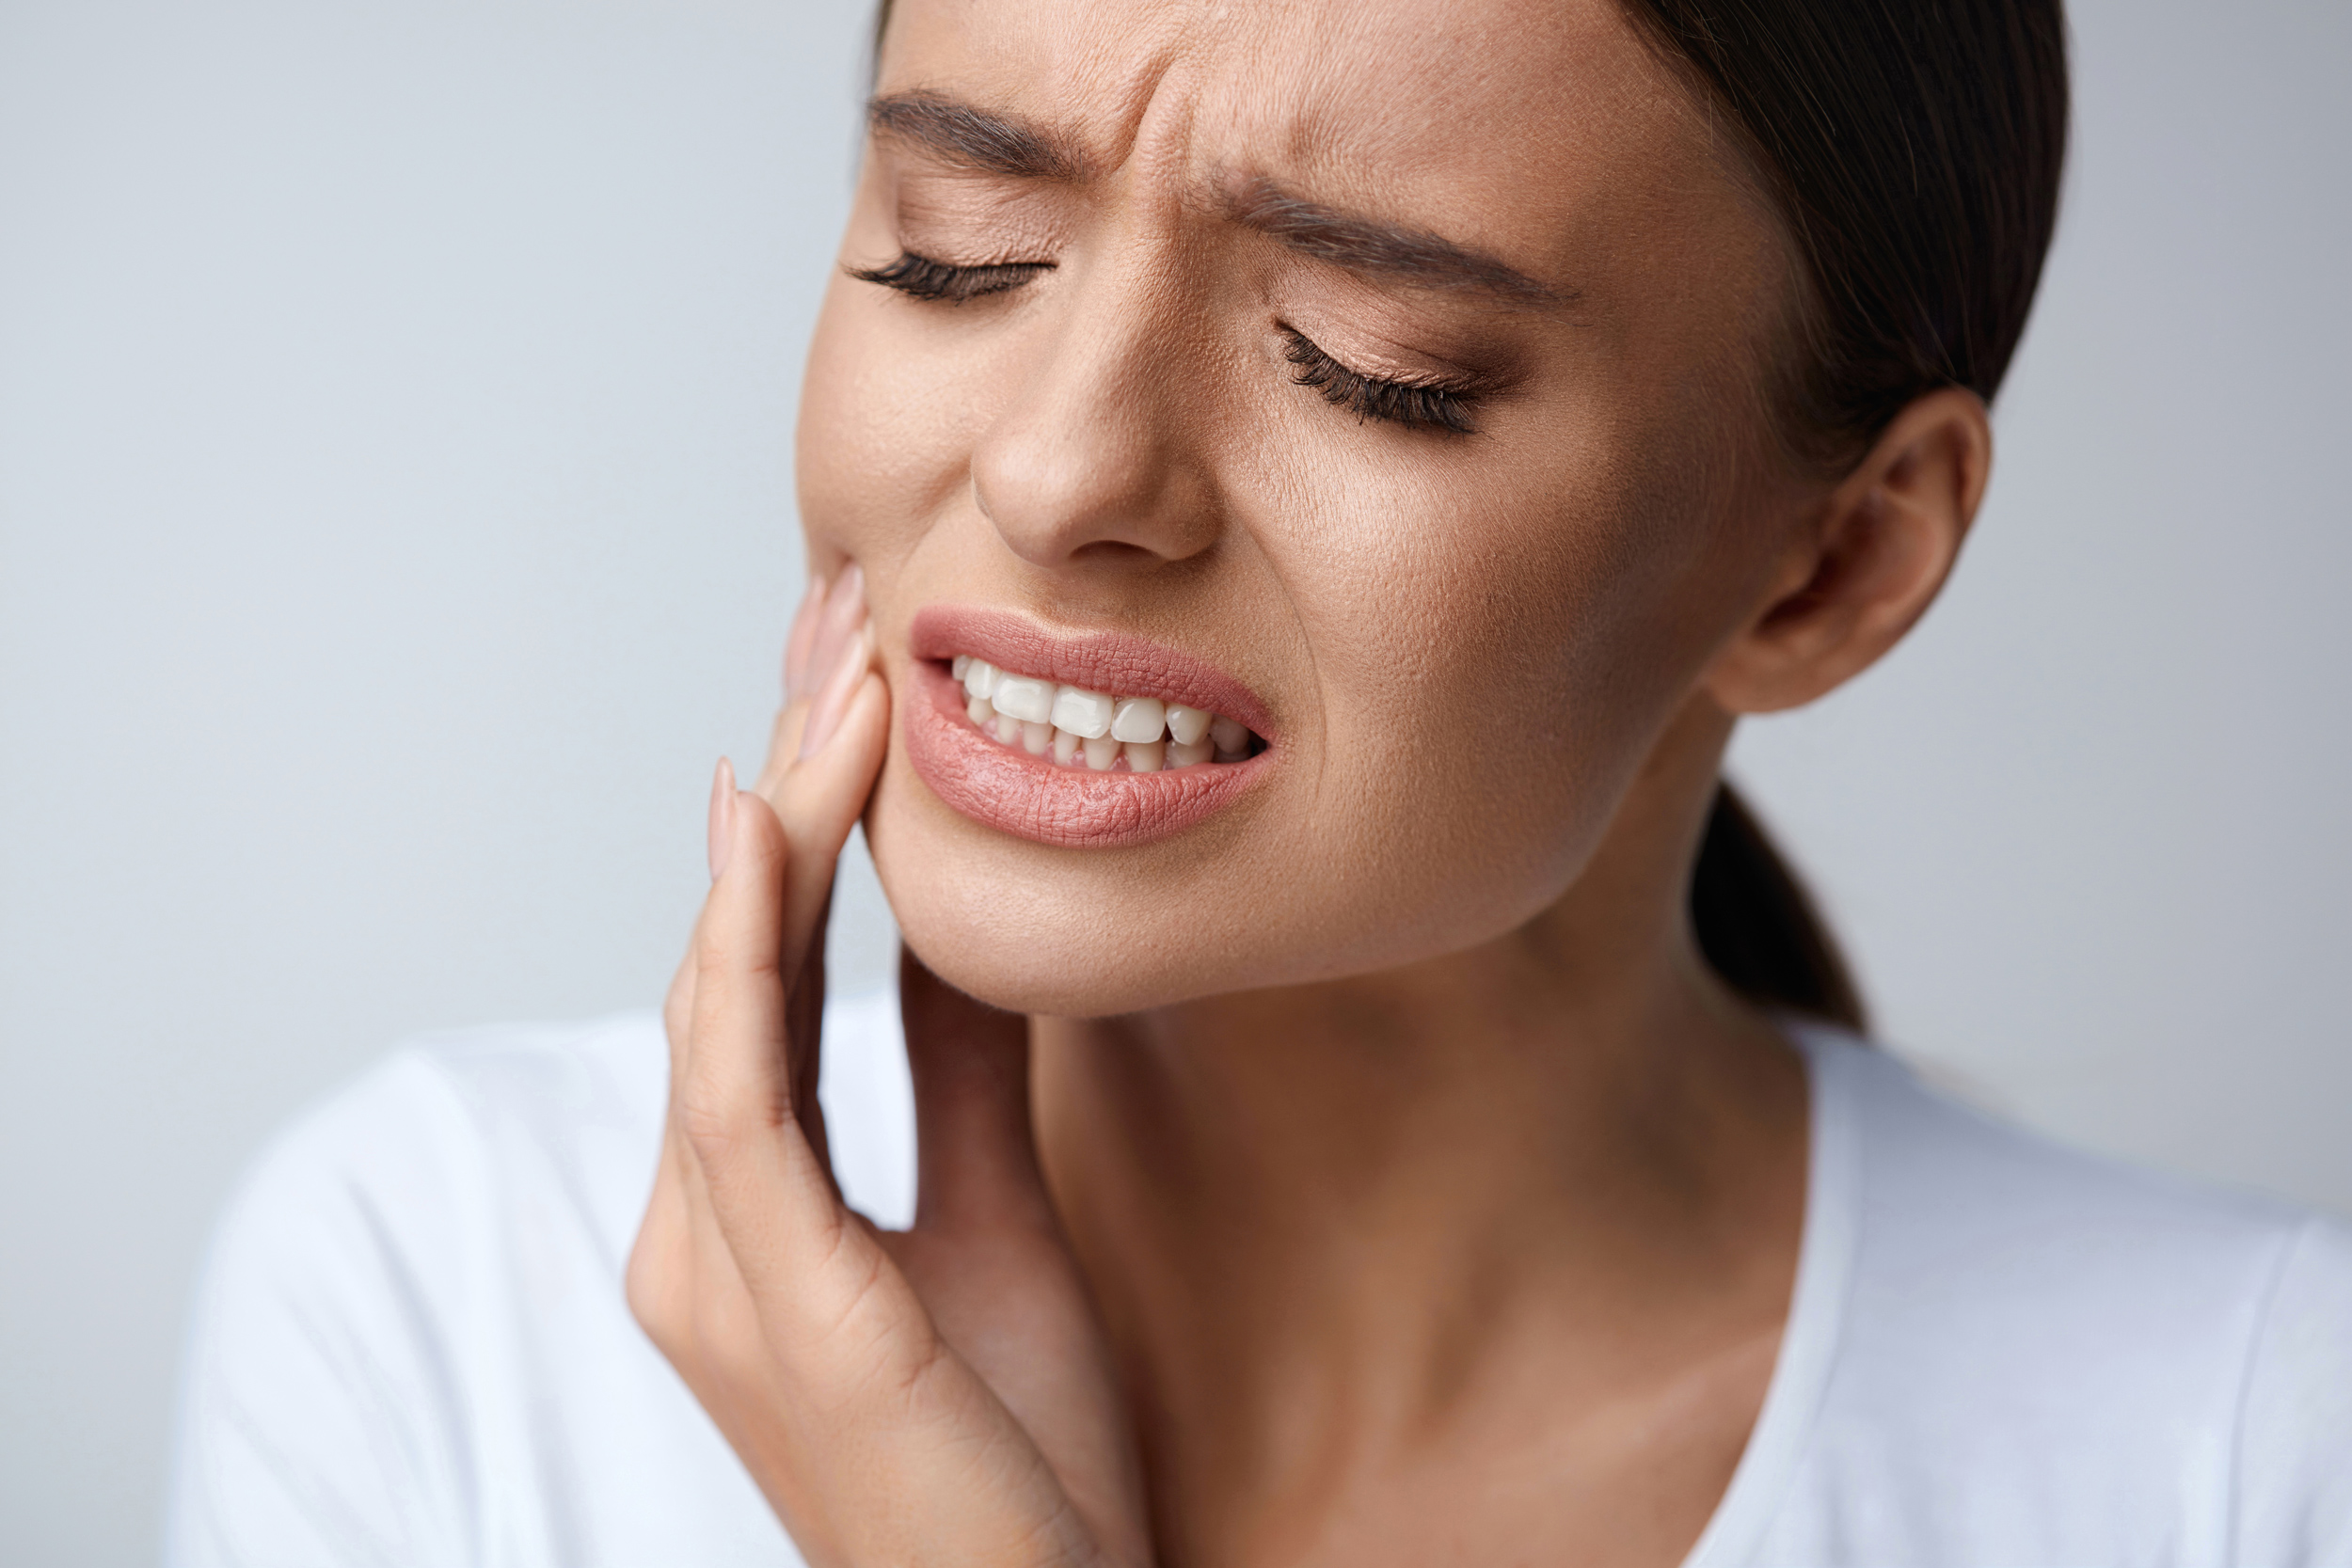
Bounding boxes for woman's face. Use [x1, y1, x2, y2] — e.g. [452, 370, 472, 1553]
[800, 0, 1810, 1016]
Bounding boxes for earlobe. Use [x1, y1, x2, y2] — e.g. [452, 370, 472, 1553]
[1705, 387, 1992, 715]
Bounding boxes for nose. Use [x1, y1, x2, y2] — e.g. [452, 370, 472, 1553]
[967, 262, 1223, 572]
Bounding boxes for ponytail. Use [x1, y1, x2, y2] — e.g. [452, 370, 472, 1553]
[1689, 784, 1867, 1033]
[1634, 0, 2066, 1037]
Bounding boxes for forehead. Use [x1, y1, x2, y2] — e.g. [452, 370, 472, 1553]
[882, 0, 1737, 277]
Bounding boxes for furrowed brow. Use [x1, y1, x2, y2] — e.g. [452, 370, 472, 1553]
[867, 91, 1087, 182]
[1231, 179, 1565, 306]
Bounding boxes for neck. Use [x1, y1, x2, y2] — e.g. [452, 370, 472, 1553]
[1030, 761, 1809, 1558]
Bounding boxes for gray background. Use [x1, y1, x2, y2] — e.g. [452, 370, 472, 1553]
[1, 0, 2344, 1560]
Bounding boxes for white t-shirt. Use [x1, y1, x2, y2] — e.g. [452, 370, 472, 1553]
[164, 997, 2352, 1567]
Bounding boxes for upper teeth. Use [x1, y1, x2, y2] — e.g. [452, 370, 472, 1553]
[952, 655, 1257, 770]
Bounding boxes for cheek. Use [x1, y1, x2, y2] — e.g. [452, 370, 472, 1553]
[859, 448, 1734, 1022]
[1259, 427, 1716, 928]
[796, 277, 989, 572]
[815, 278, 1762, 1016]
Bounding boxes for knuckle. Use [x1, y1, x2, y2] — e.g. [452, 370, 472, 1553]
[800, 1242, 910, 1378]
[678, 1084, 788, 1172]
[675, 1051, 790, 1165]
[693, 925, 786, 989]
[678, 1094, 746, 1165]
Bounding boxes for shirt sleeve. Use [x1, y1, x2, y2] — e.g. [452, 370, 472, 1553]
[163, 1053, 485, 1568]
[2235, 1212, 2352, 1567]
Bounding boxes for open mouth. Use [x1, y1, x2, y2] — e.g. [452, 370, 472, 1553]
[948, 654, 1267, 772]
[900, 606, 1277, 848]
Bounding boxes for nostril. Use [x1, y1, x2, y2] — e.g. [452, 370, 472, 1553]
[1069, 539, 1165, 567]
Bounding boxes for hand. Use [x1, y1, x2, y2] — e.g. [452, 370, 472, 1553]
[627, 567, 1152, 1568]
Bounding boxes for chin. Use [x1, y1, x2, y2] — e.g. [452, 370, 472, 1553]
[858, 707, 1299, 1013]
[856, 635, 1633, 1014]
[892, 905, 1213, 1019]
[871, 813, 1291, 1017]
[865, 787, 1565, 1022]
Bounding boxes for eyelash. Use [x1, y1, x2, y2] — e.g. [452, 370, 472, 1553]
[851, 252, 1480, 435]
[1280, 327, 1479, 436]
[849, 251, 1050, 303]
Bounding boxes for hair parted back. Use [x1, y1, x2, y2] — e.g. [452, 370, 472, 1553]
[863, 0, 2073, 1033]
[1621, 0, 2071, 471]
[1629, 0, 2068, 1031]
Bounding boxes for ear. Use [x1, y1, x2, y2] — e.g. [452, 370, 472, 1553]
[1705, 387, 1993, 715]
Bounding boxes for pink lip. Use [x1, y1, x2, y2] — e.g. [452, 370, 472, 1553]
[901, 606, 1277, 849]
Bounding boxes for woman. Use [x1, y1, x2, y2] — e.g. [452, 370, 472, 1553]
[167, 0, 2352, 1562]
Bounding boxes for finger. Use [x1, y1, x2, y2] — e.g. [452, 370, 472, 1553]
[900, 946, 1057, 1237]
[772, 655, 889, 980]
[679, 787, 842, 1248]
[638, 764, 739, 1362]
[692, 755, 839, 1183]
[769, 655, 885, 1190]
[751, 701, 803, 800]
[755, 563, 869, 800]
[704, 592, 879, 1196]
[787, 891, 836, 1195]
[685, 793, 952, 1435]
[662, 930, 697, 1077]
[781, 571, 825, 704]
[800, 562, 866, 707]
[663, 755, 742, 1079]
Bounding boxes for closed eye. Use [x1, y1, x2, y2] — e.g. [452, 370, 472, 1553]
[1280, 326, 1480, 435]
[850, 251, 1050, 304]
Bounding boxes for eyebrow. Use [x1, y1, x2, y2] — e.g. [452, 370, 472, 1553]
[1229, 180, 1565, 306]
[866, 93, 1565, 307]
[868, 91, 1087, 182]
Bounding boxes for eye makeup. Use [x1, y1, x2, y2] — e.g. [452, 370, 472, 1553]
[850, 252, 1487, 435]
[849, 251, 1052, 304]
[1279, 325, 1481, 435]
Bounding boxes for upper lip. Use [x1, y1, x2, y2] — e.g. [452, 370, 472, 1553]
[909, 605, 1276, 740]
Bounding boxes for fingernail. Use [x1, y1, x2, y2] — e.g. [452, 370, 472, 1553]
[707, 756, 737, 880]
[801, 563, 866, 703]
[799, 623, 871, 759]
[827, 561, 865, 619]
[783, 574, 825, 703]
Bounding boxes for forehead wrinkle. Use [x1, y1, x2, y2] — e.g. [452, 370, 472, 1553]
[870, 36, 1582, 315]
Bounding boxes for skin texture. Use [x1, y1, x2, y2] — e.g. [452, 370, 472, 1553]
[628, 0, 1994, 1563]
[817, 0, 1808, 1011]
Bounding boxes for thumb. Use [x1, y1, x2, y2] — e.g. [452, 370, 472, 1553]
[899, 946, 1053, 1237]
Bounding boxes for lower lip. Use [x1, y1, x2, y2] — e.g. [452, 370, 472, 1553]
[901, 660, 1272, 848]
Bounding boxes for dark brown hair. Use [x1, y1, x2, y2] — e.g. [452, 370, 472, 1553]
[1637, 0, 2069, 1031]
[866, 0, 2072, 1034]
[1693, 784, 1867, 1030]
